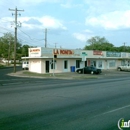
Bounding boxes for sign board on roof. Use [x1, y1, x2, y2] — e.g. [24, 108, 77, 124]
[53, 49, 74, 55]
[74, 50, 81, 56]
[29, 47, 41, 57]
[106, 51, 121, 57]
[121, 52, 126, 58]
[128, 53, 130, 57]
[81, 52, 87, 56]
[93, 50, 103, 55]
[41, 48, 53, 55]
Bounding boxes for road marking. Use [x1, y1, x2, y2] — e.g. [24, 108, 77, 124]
[92, 104, 130, 119]
[102, 104, 130, 115]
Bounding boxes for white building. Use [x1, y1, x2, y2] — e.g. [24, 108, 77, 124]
[21, 47, 130, 74]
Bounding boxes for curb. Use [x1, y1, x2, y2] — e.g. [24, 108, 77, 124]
[7, 72, 98, 80]
[7, 73, 75, 79]
[0, 65, 21, 69]
[0, 66, 14, 69]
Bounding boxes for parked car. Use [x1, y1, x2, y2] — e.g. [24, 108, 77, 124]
[22, 61, 29, 70]
[76, 66, 102, 74]
[117, 64, 130, 71]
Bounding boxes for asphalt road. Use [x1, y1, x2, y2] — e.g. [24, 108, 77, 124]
[0, 68, 130, 130]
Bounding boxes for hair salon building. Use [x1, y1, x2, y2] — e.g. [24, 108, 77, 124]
[21, 47, 130, 74]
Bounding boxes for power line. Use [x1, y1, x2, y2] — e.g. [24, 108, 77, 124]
[18, 28, 44, 41]
[54, 43, 58, 48]
[0, 26, 13, 32]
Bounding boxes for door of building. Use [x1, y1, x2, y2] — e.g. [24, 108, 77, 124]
[63, 60, 68, 72]
[85, 61, 87, 67]
[45, 61, 49, 73]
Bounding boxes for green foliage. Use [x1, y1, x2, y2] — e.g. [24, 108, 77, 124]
[84, 36, 130, 52]
[0, 32, 30, 60]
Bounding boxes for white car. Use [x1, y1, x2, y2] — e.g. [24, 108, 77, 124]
[117, 64, 130, 71]
[22, 61, 29, 70]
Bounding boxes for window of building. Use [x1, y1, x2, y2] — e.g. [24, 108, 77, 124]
[121, 60, 125, 66]
[64, 60, 68, 69]
[91, 61, 96, 67]
[109, 60, 116, 67]
[76, 60, 80, 68]
[98, 60, 102, 68]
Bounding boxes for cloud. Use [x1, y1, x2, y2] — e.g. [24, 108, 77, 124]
[85, 10, 130, 30]
[0, 17, 14, 29]
[84, 0, 130, 16]
[73, 33, 88, 42]
[61, 3, 83, 8]
[19, 0, 61, 5]
[39, 16, 67, 30]
[0, 15, 67, 35]
[0, 0, 60, 9]
[60, 0, 83, 8]
[83, 29, 93, 33]
[17, 16, 67, 30]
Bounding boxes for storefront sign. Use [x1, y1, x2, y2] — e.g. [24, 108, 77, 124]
[42, 49, 53, 54]
[93, 50, 102, 55]
[30, 49, 40, 53]
[29, 48, 41, 57]
[53, 49, 74, 55]
[81, 52, 87, 56]
[128, 53, 130, 57]
[121, 52, 126, 57]
[106, 51, 121, 57]
[74, 50, 81, 56]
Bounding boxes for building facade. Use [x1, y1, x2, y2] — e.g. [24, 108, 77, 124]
[21, 47, 130, 74]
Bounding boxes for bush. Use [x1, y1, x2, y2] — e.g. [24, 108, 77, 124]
[0, 64, 5, 68]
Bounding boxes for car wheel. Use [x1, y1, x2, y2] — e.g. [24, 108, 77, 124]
[118, 68, 121, 71]
[91, 71, 94, 74]
[96, 71, 99, 74]
[78, 70, 81, 74]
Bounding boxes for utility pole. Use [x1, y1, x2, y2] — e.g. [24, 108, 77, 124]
[123, 42, 126, 52]
[8, 41, 11, 67]
[54, 43, 57, 48]
[45, 28, 47, 48]
[53, 43, 57, 77]
[9, 7, 24, 73]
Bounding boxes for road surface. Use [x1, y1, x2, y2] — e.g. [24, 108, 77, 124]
[0, 68, 130, 130]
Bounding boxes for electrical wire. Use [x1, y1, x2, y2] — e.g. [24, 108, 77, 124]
[0, 25, 13, 32]
[18, 28, 44, 41]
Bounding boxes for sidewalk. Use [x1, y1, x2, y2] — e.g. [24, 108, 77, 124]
[7, 69, 130, 80]
[7, 70, 99, 79]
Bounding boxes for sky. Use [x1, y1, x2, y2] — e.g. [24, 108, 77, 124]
[0, 0, 130, 49]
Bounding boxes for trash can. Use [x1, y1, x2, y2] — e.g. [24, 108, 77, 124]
[70, 66, 75, 72]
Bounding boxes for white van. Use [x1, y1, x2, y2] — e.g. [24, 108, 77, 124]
[22, 61, 29, 70]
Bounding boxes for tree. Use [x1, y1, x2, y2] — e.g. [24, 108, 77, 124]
[0, 32, 23, 60]
[84, 36, 114, 51]
[21, 44, 30, 57]
[0, 33, 15, 59]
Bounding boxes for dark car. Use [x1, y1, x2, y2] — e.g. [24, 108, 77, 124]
[76, 66, 102, 74]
